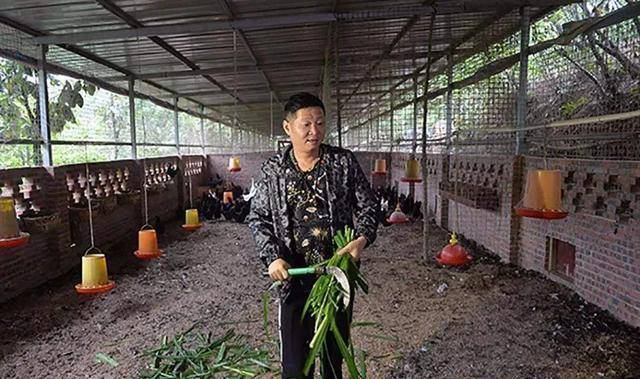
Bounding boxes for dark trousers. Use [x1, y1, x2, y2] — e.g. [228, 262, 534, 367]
[279, 295, 350, 379]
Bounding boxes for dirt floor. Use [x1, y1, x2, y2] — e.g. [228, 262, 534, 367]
[1, 220, 639, 379]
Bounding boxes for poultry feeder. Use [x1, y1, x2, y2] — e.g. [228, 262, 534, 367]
[372, 159, 388, 176]
[75, 247, 116, 294]
[401, 158, 422, 183]
[182, 208, 202, 231]
[223, 191, 234, 204]
[228, 157, 242, 172]
[515, 170, 568, 220]
[0, 196, 29, 249]
[436, 233, 472, 266]
[387, 203, 409, 224]
[134, 226, 163, 260]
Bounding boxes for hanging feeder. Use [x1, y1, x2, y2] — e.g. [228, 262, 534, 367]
[0, 196, 30, 249]
[223, 191, 234, 204]
[401, 158, 422, 183]
[436, 233, 472, 266]
[135, 172, 163, 259]
[515, 170, 568, 220]
[75, 247, 116, 294]
[372, 159, 388, 176]
[182, 208, 202, 231]
[228, 157, 242, 172]
[134, 225, 163, 260]
[387, 203, 409, 224]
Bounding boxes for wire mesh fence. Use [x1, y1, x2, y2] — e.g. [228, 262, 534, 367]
[0, 0, 638, 169]
[338, 0, 639, 160]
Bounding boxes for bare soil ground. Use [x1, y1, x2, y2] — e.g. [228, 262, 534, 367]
[0, 221, 639, 379]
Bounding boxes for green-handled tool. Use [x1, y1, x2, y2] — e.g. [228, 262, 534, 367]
[264, 266, 351, 307]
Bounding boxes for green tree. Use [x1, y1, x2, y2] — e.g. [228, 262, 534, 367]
[0, 58, 95, 166]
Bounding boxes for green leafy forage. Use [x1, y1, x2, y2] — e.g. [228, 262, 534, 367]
[138, 325, 275, 379]
[302, 226, 368, 378]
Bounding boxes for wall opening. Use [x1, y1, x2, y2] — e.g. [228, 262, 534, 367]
[546, 237, 576, 281]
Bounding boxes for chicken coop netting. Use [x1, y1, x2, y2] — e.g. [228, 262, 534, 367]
[340, 0, 640, 160]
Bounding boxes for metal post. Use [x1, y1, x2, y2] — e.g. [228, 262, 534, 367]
[37, 44, 52, 166]
[334, 22, 342, 148]
[217, 122, 222, 153]
[199, 105, 205, 155]
[445, 52, 453, 152]
[129, 77, 137, 159]
[422, 12, 436, 261]
[516, 6, 530, 155]
[174, 97, 180, 155]
[412, 75, 418, 157]
[270, 91, 274, 140]
[389, 92, 394, 154]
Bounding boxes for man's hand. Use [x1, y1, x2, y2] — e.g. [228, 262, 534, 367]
[337, 236, 367, 262]
[268, 258, 291, 281]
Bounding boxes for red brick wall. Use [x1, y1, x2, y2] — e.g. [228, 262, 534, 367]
[518, 157, 640, 327]
[1, 152, 638, 329]
[0, 155, 201, 303]
[0, 166, 71, 301]
[445, 154, 517, 262]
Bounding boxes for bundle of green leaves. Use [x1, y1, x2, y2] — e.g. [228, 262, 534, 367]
[139, 326, 274, 378]
[302, 225, 368, 378]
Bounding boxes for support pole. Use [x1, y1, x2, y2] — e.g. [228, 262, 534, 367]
[218, 122, 223, 153]
[389, 92, 394, 155]
[37, 44, 52, 166]
[412, 75, 418, 157]
[174, 97, 180, 155]
[445, 52, 453, 152]
[199, 105, 205, 155]
[270, 91, 274, 140]
[516, 6, 530, 155]
[129, 77, 137, 159]
[334, 22, 342, 148]
[421, 12, 436, 261]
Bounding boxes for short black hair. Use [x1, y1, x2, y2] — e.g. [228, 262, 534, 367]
[283, 92, 325, 121]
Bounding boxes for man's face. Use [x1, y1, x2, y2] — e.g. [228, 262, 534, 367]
[283, 106, 326, 155]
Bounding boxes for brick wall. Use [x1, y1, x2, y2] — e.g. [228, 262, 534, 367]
[0, 156, 196, 303]
[445, 154, 518, 262]
[518, 157, 640, 327]
[0, 166, 71, 301]
[1, 151, 638, 328]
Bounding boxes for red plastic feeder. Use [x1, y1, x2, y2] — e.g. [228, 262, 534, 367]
[228, 157, 242, 172]
[436, 233, 472, 266]
[514, 206, 568, 220]
[515, 170, 568, 220]
[134, 227, 163, 260]
[0, 232, 30, 249]
[387, 204, 409, 224]
[372, 159, 387, 176]
[401, 177, 422, 183]
[75, 281, 116, 295]
[182, 223, 203, 232]
[134, 249, 164, 260]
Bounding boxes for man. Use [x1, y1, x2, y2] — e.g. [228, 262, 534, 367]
[248, 92, 378, 378]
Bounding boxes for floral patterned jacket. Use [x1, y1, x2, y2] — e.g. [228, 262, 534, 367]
[248, 143, 379, 272]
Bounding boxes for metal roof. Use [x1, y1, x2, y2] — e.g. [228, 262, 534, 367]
[0, 0, 575, 136]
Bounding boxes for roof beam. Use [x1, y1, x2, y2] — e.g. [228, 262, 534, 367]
[33, 6, 440, 45]
[216, 0, 282, 105]
[31, 1, 580, 45]
[99, 51, 440, 82]
[95, 0, 250, 112]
